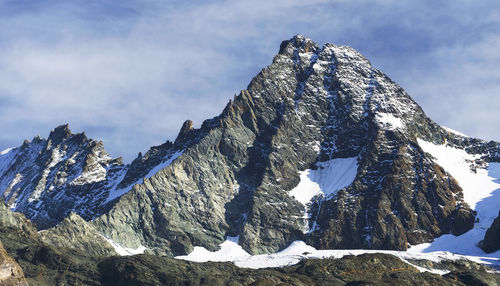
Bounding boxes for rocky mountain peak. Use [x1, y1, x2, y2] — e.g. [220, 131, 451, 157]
[278, 34, 320, 56]
[47, 124, 72, 145]
[87, 36, 487, 257]
[174, 119, 196, 147]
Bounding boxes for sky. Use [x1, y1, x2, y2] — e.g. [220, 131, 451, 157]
[0, 0, 499, 161]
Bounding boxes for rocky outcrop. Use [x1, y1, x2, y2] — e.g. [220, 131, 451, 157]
[40, 212, 117, 256]
[0, 200, 37, 239]
[0, 241, 27, 286]
[480, 210, 500, 253]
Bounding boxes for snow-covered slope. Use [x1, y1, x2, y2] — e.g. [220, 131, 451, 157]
[411, 139, 500, 257]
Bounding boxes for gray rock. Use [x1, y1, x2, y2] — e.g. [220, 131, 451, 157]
[40, 212, 117, 256]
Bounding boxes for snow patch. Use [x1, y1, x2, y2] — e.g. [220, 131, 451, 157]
[376, 112, 404, 130]
[176, 238, 496, 273]
[176, 236, 250, 263]
[100, 235, 147, 256]
[104, 150, 184, 203]
[415, 139, 500, 257]
[2, 173, 23, 199]
[29, 147, 64, 202]
[417, 139, 497, 209]
[144, 150, 184, 179]
[70, 164, 107, 185]
[289, 157, 358, 205]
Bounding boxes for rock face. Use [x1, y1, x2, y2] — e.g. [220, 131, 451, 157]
[40, 212, 117, 256]
[0, 241, 28, 286]
[2, 35, 499, 257]
[480, 211, 500, 253]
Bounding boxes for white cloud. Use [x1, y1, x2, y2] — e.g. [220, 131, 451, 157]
[0, 0, 498, 160]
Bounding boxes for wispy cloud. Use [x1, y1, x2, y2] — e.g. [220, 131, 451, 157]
[0, 0, 498, 160]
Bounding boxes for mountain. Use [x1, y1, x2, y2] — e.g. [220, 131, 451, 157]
[0, 124, 123, 229]
[92, 35, 497, 256]
[1, 35, 499, 261]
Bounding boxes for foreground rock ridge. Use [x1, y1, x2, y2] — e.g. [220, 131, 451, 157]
[1, 35, 500, 258]
[0, 203, 498, 285]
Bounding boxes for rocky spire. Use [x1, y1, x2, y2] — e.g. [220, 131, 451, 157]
[174, 119, 195, 147]
[47, 123, 72, 145]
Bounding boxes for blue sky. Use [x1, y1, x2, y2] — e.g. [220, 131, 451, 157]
[0, 0, 499, 161]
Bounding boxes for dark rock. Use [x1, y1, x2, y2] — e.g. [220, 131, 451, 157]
[450, 208, 476, 236]
[47, 124, 72, 146]
[174, 119, 196, 147]
[480, 210, 500, 253]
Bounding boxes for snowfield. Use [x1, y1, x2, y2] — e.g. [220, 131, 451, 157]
[410, 140, 500, 261]
[375, 112, 404, 130]
[176, 236, 499, 274]
[289, 156, 358, 205]
[101, 235, 147, 256]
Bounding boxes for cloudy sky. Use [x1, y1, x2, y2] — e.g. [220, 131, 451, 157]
[0, 0, 499, 161]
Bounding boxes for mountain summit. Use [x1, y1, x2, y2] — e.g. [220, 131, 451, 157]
[1, 36, 499, 258]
